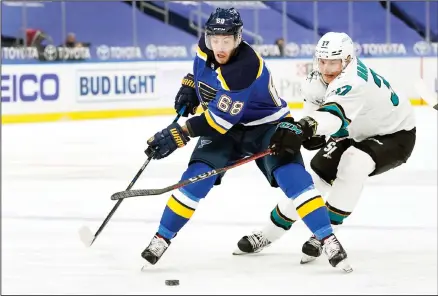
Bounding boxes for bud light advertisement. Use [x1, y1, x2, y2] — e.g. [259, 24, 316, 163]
[76, 69, 157, 102]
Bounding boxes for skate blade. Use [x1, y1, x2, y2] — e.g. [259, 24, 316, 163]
[336, 259, 353, 273]
[233, 249, 255, 255]
[232, 247, 264, 256]
[300, 254, 318, 264]
[232, 249, 245, 255]
[140, 261, 154, 271]
[78, 226, 94, 247]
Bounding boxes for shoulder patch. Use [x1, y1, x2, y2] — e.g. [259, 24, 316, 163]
[218, 43, 263, 91]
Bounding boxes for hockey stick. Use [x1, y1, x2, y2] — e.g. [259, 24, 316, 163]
[415, 78, 438, 110]
[110, 149, 273, 200]
[79, 107, 186, 247]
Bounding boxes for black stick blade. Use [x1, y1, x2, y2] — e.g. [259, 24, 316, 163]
[111, 189, 165, 200]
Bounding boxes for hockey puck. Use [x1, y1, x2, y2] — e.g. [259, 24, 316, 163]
[165, 280, 179, 286]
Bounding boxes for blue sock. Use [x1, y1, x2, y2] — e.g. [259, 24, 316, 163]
[274, 163, 333, 240]
[158, 162, 216, 240]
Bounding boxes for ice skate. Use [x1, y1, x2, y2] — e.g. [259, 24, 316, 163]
[322, 234, 353, 273]
[141, 233, 170, 268]
[300, 235, 323, 264]
[233, 231, 272, 255]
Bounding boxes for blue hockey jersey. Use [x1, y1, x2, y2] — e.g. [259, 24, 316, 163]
[192, 36, 290, 134]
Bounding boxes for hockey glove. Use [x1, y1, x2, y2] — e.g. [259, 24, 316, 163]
[270, 116, 318, 156]
[174, 73, 199, 117]
[146, 122, 190, 160]
[302, 135, 326, 151]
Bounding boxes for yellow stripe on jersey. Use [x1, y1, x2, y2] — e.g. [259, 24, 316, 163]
[204, 110, 227, 134]
[296, 196, 325, 218]
[216, 50, 263, 89]
[167, 195, 195, 219]
[254, 51, 264, 79]
[215, 68, 230, 91]
[197, 46, 207, 61]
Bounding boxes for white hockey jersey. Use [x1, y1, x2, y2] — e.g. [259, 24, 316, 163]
[301, 58, 416, 142]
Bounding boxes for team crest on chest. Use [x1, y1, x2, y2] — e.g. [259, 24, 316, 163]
[198, 81, 218, 108]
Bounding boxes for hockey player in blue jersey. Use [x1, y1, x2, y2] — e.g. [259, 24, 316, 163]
[142, 7, 352, 272]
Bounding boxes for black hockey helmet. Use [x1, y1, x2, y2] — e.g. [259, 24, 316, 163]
[204, 7, 243, 50]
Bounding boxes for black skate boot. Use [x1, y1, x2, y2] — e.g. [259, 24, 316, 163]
[322, 233, 352, 273]
[141, 233, 171, 266]
[300, 235, 323, 264]
[233, 231, 272, 255]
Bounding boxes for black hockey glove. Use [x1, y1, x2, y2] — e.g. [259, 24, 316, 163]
[302, 135, 326, 151]
[269, 116, 318, 156]
[145, 122, 190, 160]
[174, 73, 199, 117]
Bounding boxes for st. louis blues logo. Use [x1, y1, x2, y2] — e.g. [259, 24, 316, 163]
[198, 139, 212, 149]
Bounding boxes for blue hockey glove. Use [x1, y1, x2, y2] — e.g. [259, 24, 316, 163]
[145, 122, 190, 159]
[174, 73, 199, 117]
[269, 117, 317, 156]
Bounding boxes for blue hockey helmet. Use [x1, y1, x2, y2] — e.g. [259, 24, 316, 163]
[204, 7, 243, 50]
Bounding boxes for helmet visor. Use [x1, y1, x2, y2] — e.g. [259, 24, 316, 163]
[206, 34, 237, 52]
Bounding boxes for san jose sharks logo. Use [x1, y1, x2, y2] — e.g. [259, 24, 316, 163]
[277, 122, 303, 135]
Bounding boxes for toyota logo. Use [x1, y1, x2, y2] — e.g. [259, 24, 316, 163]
[413, 41, 431, 55]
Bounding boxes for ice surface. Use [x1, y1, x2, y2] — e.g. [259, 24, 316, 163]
[2, 108, 437, 295]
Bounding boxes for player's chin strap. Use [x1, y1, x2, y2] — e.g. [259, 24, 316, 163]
[78, 107, 187, 247]
[111, 149, 273, 200]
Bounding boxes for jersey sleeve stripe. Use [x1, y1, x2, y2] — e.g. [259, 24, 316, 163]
[241, 106, 290, 126]
[317, 102, 351, 137]
[197, 46, 207, 61]
[215, 68, 230, 91]
[318, 102, 351, 125]
[204, 110, 232, 134]
[207, 109, 233, 129]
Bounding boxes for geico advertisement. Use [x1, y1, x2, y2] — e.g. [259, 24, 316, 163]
[1, 72, 60, 103]
[75, 68, 158, 102]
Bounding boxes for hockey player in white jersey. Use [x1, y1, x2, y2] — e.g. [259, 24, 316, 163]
[234, 32, 417, 263]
